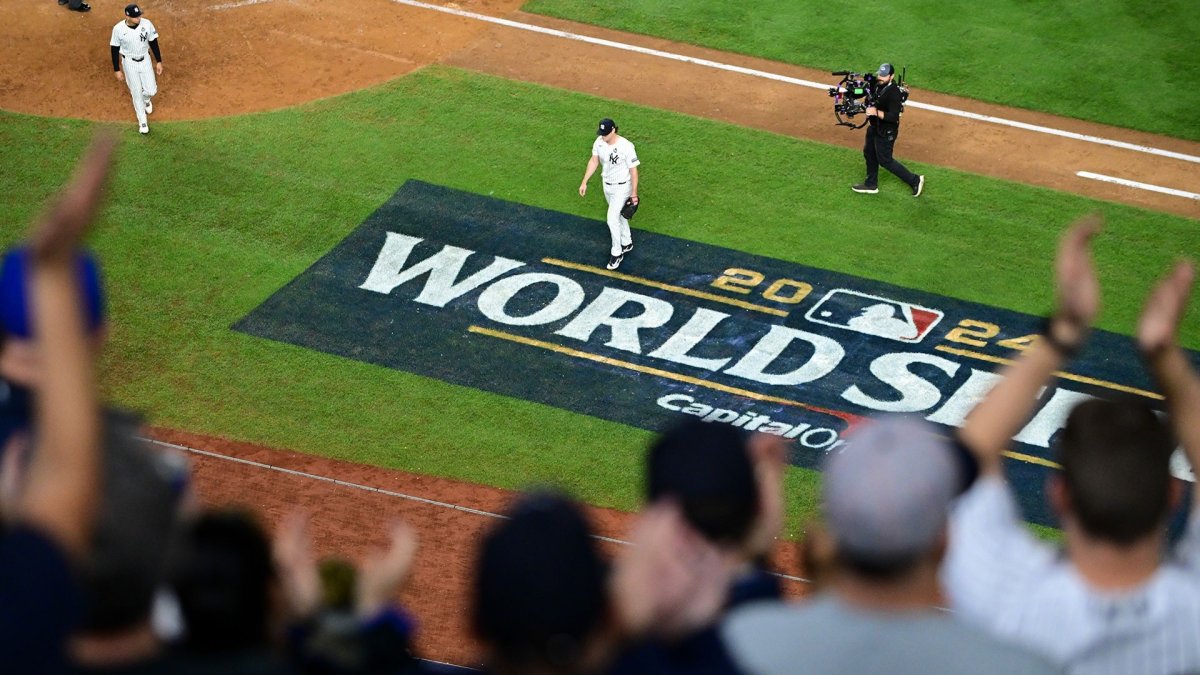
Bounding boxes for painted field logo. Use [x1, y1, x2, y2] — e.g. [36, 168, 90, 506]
[235, 181, 1198, 528]
[805, 289, 943, 343]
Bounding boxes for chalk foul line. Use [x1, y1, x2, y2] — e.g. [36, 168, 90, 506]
[387, 0, 1199, 166]
[1076, 171, 1200, 201]
[141, 436, 814, 585]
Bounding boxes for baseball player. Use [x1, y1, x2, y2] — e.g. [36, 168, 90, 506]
[110, 4, 163, 135]
[579, 118, 639, 270]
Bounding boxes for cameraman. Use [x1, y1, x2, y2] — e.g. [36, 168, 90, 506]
[852, 63, 925, 197]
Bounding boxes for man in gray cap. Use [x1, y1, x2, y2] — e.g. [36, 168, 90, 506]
[720, 416, 1058, 675]
[852, 63, 924, 197]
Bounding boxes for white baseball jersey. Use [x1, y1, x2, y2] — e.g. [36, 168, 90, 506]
[592, 137, 639, 184]
[943, 475, 1200, 674]
[110, 19, 158, 60]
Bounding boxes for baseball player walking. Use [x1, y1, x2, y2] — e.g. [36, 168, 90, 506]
[579, 118, 639, 270]
[110, 4, 163, 135]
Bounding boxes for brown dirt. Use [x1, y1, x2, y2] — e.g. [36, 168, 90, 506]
[3, 0, 1198, 217]
[148, 427, 809, 668]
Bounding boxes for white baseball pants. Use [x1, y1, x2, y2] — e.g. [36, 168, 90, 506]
[602, 181, 633, 257]
[122, 55, 157, 126]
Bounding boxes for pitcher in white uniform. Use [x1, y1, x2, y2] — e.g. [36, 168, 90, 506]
[578, 118, 640, 270]
[110, 4, 163, 135]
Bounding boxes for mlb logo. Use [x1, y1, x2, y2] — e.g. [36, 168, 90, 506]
[804, 289, 944, 343]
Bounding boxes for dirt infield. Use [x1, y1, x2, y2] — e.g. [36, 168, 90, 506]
[3, 0, 1197, 217]
[149, 427, 809, 667]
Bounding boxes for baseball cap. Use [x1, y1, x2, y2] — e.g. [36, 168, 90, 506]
[822, 417, 958, 561]
[125, 3, 142, 17]
[647, 418, 758, 545]
[0, 246, 106, 339]
[473, 493, 607, 666]
[876, 63, 895, 77]
[597, 118, 617, 136]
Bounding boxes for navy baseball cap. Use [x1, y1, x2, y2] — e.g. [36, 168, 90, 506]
[876, 63, 895, 77]
[125, 4, 143, 17]
[0, 247, 106, 339]
[473, 493, 607, 666]
[597, 118, 616, 136]
[647, 418, 758, 545]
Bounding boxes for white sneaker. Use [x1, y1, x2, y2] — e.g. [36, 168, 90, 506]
[606, 254, 623, 270]
[145, 99, 153, 115]
[139, 123, 149, 135]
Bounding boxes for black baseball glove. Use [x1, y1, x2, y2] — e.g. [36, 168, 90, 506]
[620, 197, 639, 220]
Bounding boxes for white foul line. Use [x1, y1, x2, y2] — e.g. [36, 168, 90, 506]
[388, 0, 1200, 166]
[1076, 172, 1200, 201]
[142, 436, 815, 585]
[210, 0, 272, 10]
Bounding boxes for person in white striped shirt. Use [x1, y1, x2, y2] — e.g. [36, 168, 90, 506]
[943, 214, 1200, 675]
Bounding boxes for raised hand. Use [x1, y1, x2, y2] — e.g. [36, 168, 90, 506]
[273, 511, 321, 619]
[743, 432, 787, 558]
[1138, 262, 1195, 355]
[29, 134, 117, 264]
[356, 522, 419, 619]
[611, 502, 732, 638]
[1051, 213, 1103, 348]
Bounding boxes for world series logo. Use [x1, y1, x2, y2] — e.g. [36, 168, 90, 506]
[235, 181, 1198, 527]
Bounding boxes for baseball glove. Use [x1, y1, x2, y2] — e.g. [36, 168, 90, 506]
[620, 197, 639, 220]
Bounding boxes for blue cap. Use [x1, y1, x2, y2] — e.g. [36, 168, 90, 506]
[0, 247, 106, 339]
[597, 118, 616, 136]
[876, 63, 895, 77]
[125, 3, 143, 17]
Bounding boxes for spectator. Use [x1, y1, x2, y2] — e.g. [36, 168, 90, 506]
[274, 512, 425, 675]
[943, 215, 1200, 673]
[170, 509, 290, 674]
[645, 420, 786, 608]
[602, 420, 789, 674]
[66, 411, 188, 675]
[0, 135, 115, 674]
[721, 416, 1059, 675]
[473, 493, 613, 675]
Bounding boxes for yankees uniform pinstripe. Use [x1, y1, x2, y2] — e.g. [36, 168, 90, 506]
[944, 475, 1200, 674]
[593, 134, 638, 258]
[110, 8, 159, 133]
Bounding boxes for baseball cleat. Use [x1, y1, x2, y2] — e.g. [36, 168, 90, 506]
[606, 254, 624, 270]
[68, 2, 91, 10]
[621, 243, 634, 254]
[913, 175, 925, 197]
[139, 123, 149, 135]
[145, 100, 153, 115]
[851, 184, 879, 194]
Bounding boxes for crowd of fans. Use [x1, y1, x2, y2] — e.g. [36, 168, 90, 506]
[1, 137, 1198, 675]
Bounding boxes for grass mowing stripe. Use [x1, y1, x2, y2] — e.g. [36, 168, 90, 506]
[0, 67, 1195, 538]
[522, 0, 1200, 142]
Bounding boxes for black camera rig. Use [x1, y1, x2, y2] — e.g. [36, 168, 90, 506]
[827, 68, 908, 129]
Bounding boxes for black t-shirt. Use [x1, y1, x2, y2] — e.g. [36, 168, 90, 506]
[0, 527, 81, 674]
[869, 81, 906, 133]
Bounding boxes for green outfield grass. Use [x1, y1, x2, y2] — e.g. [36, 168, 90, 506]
[523, 0, 1200, 141]
[0, 67, 1196, 536]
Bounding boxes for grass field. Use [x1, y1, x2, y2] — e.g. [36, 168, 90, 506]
[1, 67, 1196, 534]
[522, 0, 1200, 141]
